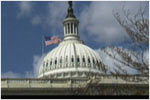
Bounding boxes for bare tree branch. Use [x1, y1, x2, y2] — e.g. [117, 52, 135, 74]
[103, 6, 149, 81]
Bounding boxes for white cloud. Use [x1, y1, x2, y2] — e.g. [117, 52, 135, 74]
[20, 54, 46, 78]
[143, 49, 149, 65]
[16, 1, 148, 44]
[2, 54, 46, 78]
[17, 1, 68, 35]
[31, 16, 41, 25]
[31, 54, 47, 77]
[2, 71, 21, 78]
[17, 1, 33, 18]
[79, 1, 148, 45]
[45, 2, 68, 34]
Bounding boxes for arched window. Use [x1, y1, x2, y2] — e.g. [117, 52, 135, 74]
[97, 60, 99, 66]
[83, 57, 85, 63]
[43, 61, 45, 67]
[93, 58, 95, 64]
[50, 61, 52, 65]
[55, 59, 57, 64]
[60, 58, 62, 63]
[46, 62, 48, 67]
[71, 57, 74, 62]
[77, 57, 80, 63]
[66, 56, 68, 62]
[88, 58, 90, 63]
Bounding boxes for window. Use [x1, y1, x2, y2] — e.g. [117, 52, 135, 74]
[93, 58, 95, 64]
[43, 61, 45, 67]
[71, 23, 73, 33]
[50, 61, 52, 65]
[60, 58, 62, 63]
[68, 24, 70, 33]
[55, 59, 57, 64]
[66, 56, 68, 62]
[77, 57, 80, 62]
[58, 73, 61, 77]
[83, 57, 85, 63]
[98, 62, 101, 67]
[72, 57, 74, 62]
[97, 60, 99, 66]
[88, 58, 90, 63]
[78, 72, 82, 76]
[46, 62, 48, 67]
[72, 72, 76, 76]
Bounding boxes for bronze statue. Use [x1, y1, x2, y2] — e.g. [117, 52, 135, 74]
[66, 1, 75, 18]
[69, 1, 72, 8]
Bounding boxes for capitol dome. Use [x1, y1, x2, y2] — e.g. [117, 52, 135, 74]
[38, 1, 106, 78]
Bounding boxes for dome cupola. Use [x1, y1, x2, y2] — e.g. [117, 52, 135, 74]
[38, 1, 106, 79]
[63, 1, 79, 41]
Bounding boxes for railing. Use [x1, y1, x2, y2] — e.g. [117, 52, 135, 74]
[1, 75, 148, 88]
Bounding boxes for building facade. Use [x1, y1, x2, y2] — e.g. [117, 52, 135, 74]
[1, 75, 149, 95]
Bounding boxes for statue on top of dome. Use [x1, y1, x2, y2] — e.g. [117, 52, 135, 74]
[68, 1, 72, 8]
[66, 1, 76, 18]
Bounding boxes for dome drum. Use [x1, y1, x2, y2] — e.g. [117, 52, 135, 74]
[64, 35, 80, 41]
[39, 68, 103, 79]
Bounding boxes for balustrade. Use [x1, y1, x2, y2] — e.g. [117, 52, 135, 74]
[1, 75, 148, 89]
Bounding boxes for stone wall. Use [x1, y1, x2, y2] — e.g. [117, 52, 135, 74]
[1, 75, 149, 96]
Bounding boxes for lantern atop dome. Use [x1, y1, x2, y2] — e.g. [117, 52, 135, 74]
[63, 1, 80, 41]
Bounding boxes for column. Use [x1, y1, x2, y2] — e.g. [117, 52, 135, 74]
[73, 23, 74, 34]
[69, 23, 71, 34]
[71, 23, 73, 34]
[66, 24, 68, 35]
[76, 25, 77, 35]
[64, 26, 65, 36]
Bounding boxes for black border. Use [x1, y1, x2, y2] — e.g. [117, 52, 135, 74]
[1, 95, 149, 99]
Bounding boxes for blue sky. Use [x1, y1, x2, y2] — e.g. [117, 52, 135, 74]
[1, 1, 148, 78]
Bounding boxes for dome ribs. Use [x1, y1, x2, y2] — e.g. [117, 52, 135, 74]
[39, 42, 104, 78]
[86, 46, 98, 70]
[72, 43, 77, 69]
[63, 44, 68, 69]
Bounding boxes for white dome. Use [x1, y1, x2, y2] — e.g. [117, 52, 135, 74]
[38, 40, 106, 78]
[38, 2, 106, 78]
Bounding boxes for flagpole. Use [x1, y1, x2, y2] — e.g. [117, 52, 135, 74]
[42, 36, 45, 78]
[42, 36, 44, 56]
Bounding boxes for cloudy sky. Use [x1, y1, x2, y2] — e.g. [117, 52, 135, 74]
[2, 1, 148, 78]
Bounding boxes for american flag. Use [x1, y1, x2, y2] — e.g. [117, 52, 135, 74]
[44, 36, 61, 46]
